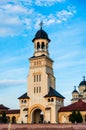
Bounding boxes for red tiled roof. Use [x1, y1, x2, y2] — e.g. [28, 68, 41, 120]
[0, 104, 9, 110]
[59, 99, 86, 112]
[0, 109, 20, 114]
[5, 109, 20, 114]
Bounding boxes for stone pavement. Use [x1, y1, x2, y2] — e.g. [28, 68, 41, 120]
[0, 124, 86, 130]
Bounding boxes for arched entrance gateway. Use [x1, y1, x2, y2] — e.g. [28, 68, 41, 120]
[32, 109, 44, 123]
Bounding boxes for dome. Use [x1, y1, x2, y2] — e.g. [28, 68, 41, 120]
[79, 80, 86, 86]
[72, 89, 78, 94]
[72, 86, 78, 94]
[79, 76, 86, 87]
[32, 28, 51, 42]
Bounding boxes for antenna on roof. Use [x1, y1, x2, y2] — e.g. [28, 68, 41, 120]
[39, 21, 43, 30]
[83, 76, 85, 81]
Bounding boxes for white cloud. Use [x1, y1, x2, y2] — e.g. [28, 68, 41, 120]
[0, 3, 33, 36]
[57, 7, 76, 23]
[0, 79, 26, 86]
[34, 6, 76, 27]
[0, 0, 32, 6]
[35, 0, 65, 6]
[0, 0, 76, 37]
[55, 58, 86, 70]
[2, 4, 28, 14]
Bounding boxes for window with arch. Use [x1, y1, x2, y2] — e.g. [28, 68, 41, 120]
[39, 75, 41, 81]
[51, 98, 54, 102]
[21, 100, 23, 103]
[34, 86, 41, 93]
[48, 98, 50, 102]
[37, 75, 38, 82]
[37, 42, 40, 50]
[34, 75, 36, 82]
[41, 42, 45, 49]
[24, 100, 26, 103]
[33, 74, 42, 82]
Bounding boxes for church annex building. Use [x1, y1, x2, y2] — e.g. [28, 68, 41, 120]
[0, 26, 86, 124]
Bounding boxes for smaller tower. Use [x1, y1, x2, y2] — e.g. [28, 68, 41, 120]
[71, 76, 86, 103]
[71, 86, 79, 103]
[79, 76, 86, 95]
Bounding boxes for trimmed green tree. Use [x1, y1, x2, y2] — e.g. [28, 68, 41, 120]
[69, 110, 76, 123]
[76, 111, 83, 123]
[69, 110, 83, 123]
[1, 112, 7, 123]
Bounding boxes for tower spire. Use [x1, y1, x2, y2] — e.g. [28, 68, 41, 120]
[83, 76, 85, 81]
[74, 86, 76, 90]
[39, 21, 43, 30]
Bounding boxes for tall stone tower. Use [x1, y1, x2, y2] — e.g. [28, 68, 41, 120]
[18, 24, 64, 124]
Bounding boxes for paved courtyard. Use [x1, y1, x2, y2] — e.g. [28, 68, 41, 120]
[0, 124, 86, 130]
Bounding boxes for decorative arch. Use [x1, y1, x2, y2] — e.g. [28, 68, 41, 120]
[59, 113, 70, 123]
[28, 104, 45, 123]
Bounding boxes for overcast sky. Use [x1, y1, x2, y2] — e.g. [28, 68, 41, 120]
[0, 0, 86, 109]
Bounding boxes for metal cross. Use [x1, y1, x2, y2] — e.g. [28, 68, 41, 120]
[83, 76, 85, 81]
[74, 86, 76, 90]
[39, 21, 43, 29]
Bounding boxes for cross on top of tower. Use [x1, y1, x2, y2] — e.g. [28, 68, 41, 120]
[83, 76, 85, 81]
[74, 86, 76, 90]
[39, 21, 43, 29]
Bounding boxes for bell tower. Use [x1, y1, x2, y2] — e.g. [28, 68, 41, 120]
[32, 22, 50, 57]
[28, 24, 55, 99]
[18, 23, 64, 124]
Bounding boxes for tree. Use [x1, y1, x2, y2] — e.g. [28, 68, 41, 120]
[69, 110, 76, 123]
[76, 111, 83, 123]
[69, 110, 83, 123]
[1, 112, 7, 123]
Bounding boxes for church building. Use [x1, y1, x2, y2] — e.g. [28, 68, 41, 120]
[18, 24, 65, 123]
[71, 76, 86, 103]
[58, 77, 86, 123]
[0, 25, 86, 124]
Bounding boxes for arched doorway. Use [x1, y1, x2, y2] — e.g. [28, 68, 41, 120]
[32, 109, 44, 123]
[7, 116, 10, 123]
[12, 116, 16, 123]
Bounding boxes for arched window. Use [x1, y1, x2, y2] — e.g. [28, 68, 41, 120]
[48, 98, 50, 102]
[21, 100, 23, 103]
[37, 87, 38, 93]
[51, 98, 54, 102]
[37, 75, 38, 82]
[39, 75, 41, 82]
[37, 42, 40, 50]
[41, 42, 45, 49]
[34, 75, 36, 82]
[24, 100, 26, 103]
[34, 87, 36, 93]
[39, 87, 41, 93]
